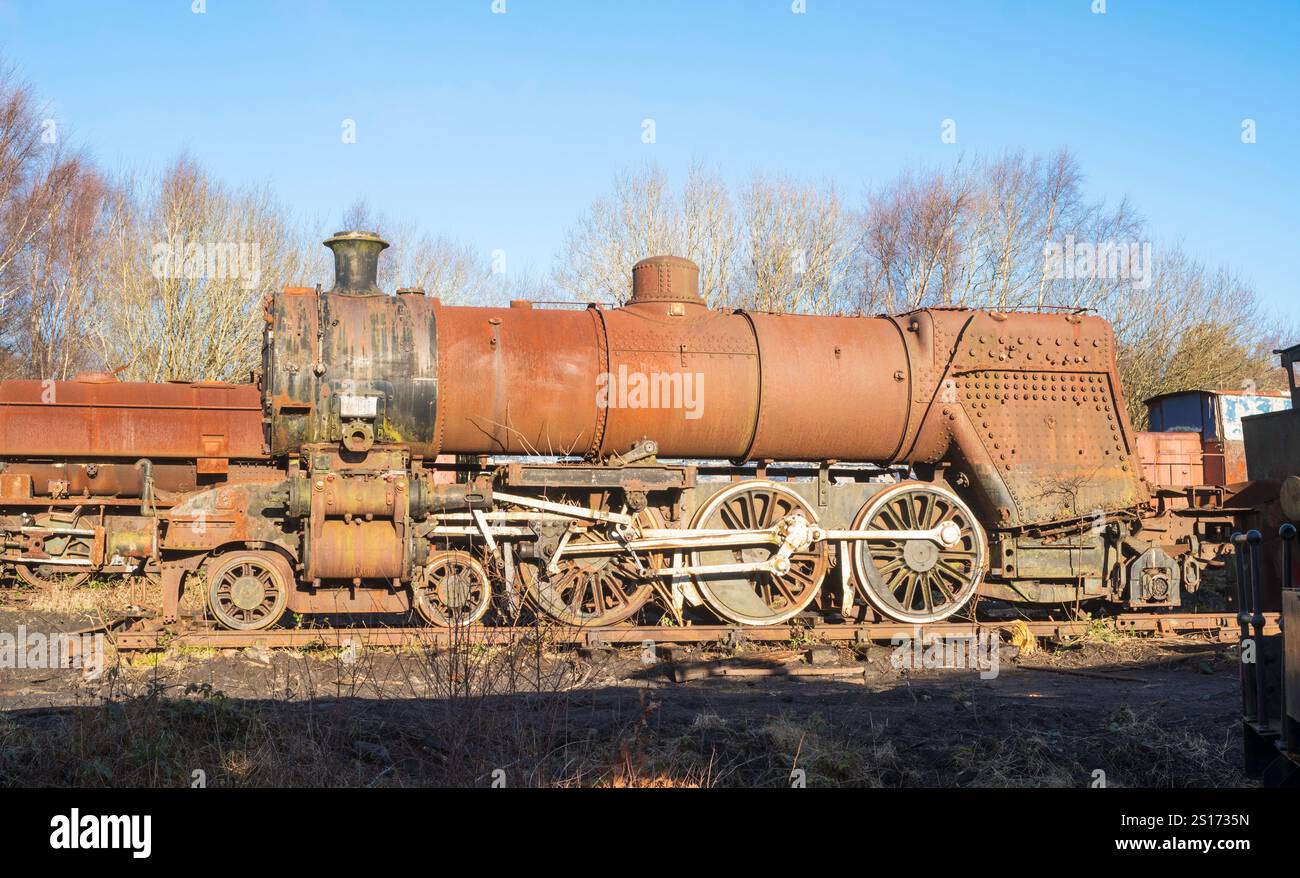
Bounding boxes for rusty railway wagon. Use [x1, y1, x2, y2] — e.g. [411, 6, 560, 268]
[0, 231, 1230, 631]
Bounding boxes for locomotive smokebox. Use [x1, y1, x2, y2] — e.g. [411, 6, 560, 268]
[266, 227, 439, 455]
[324, 230, 389, 295]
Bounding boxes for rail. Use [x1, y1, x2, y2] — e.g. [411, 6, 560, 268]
[105, 611, 1278, 652]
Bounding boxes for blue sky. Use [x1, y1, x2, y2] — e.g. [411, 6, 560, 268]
[1, 0, 1295, 307]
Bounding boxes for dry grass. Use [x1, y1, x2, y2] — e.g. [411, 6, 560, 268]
[0, 635, 607, 787]
[0, 640, 1247, 787]
[8, 573, 161, 621]
[0, 575, 1248, 788]
[1005, 620, 1040, 657]
[1101, 704, 1241, 787]
[1076, 615, 1136, 646]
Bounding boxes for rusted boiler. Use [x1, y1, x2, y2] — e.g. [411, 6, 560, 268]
[266, 245, 1146, 514]
[2, 230, 1223, 630]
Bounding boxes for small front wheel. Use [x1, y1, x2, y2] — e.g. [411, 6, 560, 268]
[414, 550, 492, 627]
[206, 551, 292, 631]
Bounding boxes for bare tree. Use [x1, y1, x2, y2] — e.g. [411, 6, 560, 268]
[735, 174, 851, 314]
[852, 151, 1143, 313]
[855, 162, 978, 312]
[1111, 248, 1282, 427]
[15, 159, 107, 379]
[554, 163, 737, 305]
[0, 63, 46, 330]
[849, 150, 1282, 427]
[0, 61, 100, 378]
[557, 164, 857, 313]
[680, 168, 739, 307]
[86, 154, 306, 383]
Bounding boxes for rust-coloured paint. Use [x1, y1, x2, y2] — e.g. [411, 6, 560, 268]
[444, 263, 1148, 527]
[1212, 439, 1250, 485]
[104, 517, 157, 559]
[324, 475, 397, 516]
[0, 461, 203, 499]
[264, 286, 440, 454]
[164, 483, 291, 552]
[931, 308, 1149, 526]
[263, 254, 1150, 529]
[286, 585, 410, 615]
[599, 300, 758, 460]
[261, 251, 1149, 533]
[0, 377, 265, 460]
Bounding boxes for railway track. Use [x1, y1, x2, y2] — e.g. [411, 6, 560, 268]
[104, 611, 1278, 652]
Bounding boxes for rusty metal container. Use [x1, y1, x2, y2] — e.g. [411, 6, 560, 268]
[0, 460, 204, 499]
[264, 284, 441, 455]
[104, 517, 158, 559]
[288, 472, 405, 518]
[0, 376, 265, 461]
[598, 258, 759, 459]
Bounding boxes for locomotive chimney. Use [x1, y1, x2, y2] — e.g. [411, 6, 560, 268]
[629, 255, 704, 306]
[324, 230, 389, 295]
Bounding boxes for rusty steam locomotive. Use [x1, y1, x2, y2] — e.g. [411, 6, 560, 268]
[0, 232, 1224, 630]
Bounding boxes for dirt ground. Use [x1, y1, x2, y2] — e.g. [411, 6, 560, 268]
[0, 581, 1252, 788]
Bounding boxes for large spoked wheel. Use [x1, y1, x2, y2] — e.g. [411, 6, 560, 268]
[851, 482, 986, 624]
[518, 508, 664, 627]
[689, 481, 828, 626]
[206, 551, 292, 631]
[414, 550, 492, 627]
